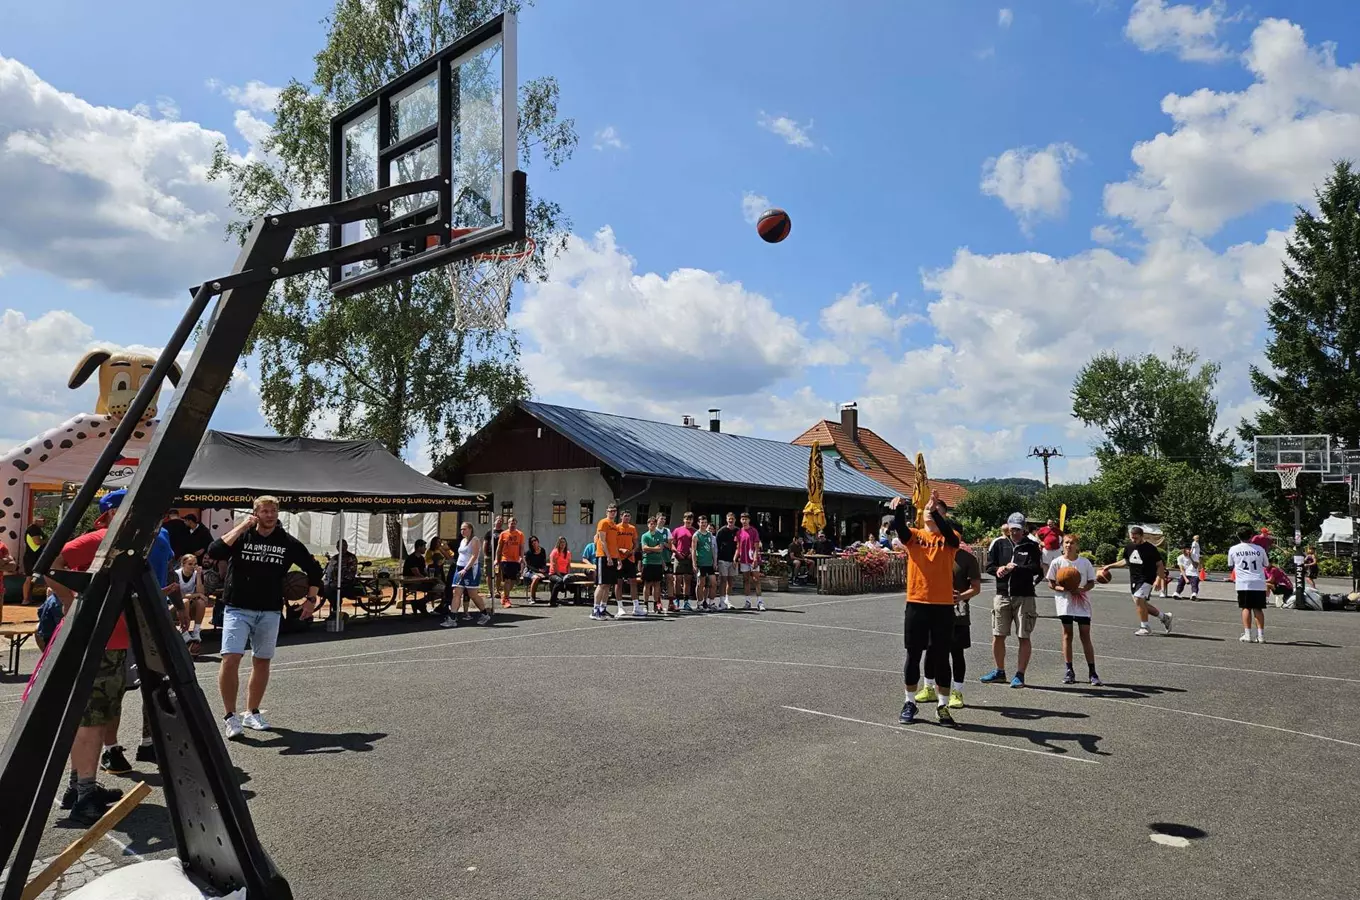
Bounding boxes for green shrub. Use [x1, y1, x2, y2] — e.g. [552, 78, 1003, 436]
[1079, 551, 1096, 565]
[1093, 543, 1119, 565]
[1318, 557, 1351, 578]
[1204, 553, 1228, 572]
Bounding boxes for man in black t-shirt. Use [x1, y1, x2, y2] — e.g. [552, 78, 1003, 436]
[209, 496, 323, 739]
[715, 512, 740, 610]
[1099, 526, 1172, 636]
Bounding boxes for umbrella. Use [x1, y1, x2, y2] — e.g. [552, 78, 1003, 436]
[802, 441, 826, 537]
[913, 452, 931, 529]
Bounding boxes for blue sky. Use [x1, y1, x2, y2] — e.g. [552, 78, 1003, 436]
[2, 0, 1358, 481]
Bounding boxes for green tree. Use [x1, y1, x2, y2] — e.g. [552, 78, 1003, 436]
[1090, 454, 1175, 525]
[1153, 466, 1235, 550]
[1066, 508, 1124, 557]
[1027, 482, 1099, 526]
[1072, 347, 1234, 473]
[954, 484, 1029, 530]
[1240, 160, 1360, 527]
[210, 0, 575, 459]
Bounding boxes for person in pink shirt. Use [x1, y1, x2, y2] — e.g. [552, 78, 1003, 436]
[670, 511, 697, 611]
[736, 512, 764, 611]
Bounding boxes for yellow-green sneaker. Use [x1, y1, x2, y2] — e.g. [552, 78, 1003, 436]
[948, 689, 965, 709]
[914, 685, 938, 703]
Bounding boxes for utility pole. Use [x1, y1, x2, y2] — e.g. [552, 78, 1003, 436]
[1029, 446, 1063, 489]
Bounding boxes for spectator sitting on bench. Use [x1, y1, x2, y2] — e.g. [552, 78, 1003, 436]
[547, 537, 573, 607]
[523, 535, 549, 603]
[318, 539, 362, 617]
[404, 539, 444, 615]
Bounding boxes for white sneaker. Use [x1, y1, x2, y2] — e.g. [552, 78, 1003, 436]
[1158, 592, 1168, 599]
[756, 600, 766, 611]
[1240, 633, 1253, 643]
[614, 608, 628, 619]
[439, 615, 459, 628]
[589, 608, 604, 620]
[223, 714, 243, 740]
[633, 607, 648, 618]
[1256, 634, 1266, 644]
[241, 711, 270, 731]
[1134, 627, 1152, 636]
[1160, 612, 1174, 633]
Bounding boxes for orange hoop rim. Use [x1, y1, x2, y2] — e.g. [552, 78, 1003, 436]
[448, 226, 535, 261]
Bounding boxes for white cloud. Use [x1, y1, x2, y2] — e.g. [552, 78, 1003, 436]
[0, 55, 271, 299]
[741, 191, 771, 225]
[818, 283, 916, 355]
[0, 308, 266, 448]
[1125, 0, 1232, 63]
[207, 78, 282, 114]
[513, 227, 820, 402]
[592, 125, 626, 151]
[757, 111, 819, 150]
[998, 8, 1014, 29]
[1090, 224, 1122, 244]
[155, 97, 180, 120]
[1106, 18, 1360, 237]
[980, 142, 1084, 233]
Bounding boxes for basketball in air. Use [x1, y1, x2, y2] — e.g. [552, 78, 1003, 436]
[757, 208, 792, 243]
[1056, 566, 1083, 592]
[1096, 568, 1112, 585]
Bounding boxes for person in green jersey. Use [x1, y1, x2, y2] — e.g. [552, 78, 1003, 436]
[693, 515, 718, 610]
[640, 516, 667, 616]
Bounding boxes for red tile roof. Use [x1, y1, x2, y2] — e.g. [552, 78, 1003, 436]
[792, 420, 969, 508]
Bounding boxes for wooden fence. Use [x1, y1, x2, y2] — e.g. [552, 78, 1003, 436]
[816, 556, 906, 595]
[815, 547, 988, 595]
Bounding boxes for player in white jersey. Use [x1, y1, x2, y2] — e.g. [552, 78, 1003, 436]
[1227, 526, 1270, 643]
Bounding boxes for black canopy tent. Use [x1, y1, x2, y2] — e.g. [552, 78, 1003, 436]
[174, 431, 492, 512]
[174, 431, 492, 635]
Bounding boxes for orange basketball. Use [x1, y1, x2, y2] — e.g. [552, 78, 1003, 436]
[1095, 568, 1112, 585]
[757, 208, 792, 243]
[1056, 566, 1083, 592]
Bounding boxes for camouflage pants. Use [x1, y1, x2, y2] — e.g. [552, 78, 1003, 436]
[80, 650, 127, 728]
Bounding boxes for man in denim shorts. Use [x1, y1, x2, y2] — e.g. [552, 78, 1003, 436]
[209, 496, 322, 739]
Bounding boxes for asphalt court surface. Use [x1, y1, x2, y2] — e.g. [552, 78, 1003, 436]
[4, 579, 1360, 899]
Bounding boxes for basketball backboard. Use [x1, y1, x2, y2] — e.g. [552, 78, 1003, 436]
[1253, 434, 1331, 472]
[328, 13, 523, 298]
[1321, 447, 1360, 483]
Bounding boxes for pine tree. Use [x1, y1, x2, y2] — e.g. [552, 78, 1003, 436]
[1240, 160, 1360, 527]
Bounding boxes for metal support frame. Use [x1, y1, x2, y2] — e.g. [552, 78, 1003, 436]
[0, 171, 524, 897]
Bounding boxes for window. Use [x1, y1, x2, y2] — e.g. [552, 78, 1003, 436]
[501, 501, 514, 519]
[757, 511, 773, 528]
[579, 500, 594, 525]
[552, 501, 566, 525]
[477, 510, 490, 525]
[636, 503, 649, 523]
[658, 503, 672, 523]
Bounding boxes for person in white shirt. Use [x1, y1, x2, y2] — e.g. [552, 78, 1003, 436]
[1173, 543, 1200, 600]
[1045, 534, 1101, 685]
[1227, 526, 1270, 643]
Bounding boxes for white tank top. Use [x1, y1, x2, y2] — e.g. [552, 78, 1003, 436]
[456, 536, 477, 568]
[175, 567, 199, 594]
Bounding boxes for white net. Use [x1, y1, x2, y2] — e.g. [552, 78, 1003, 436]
[446, 237, 536, 331]
[1276, 464, 1302, 491]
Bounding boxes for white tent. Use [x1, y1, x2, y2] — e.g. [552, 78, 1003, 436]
[1320, 515, 1353, 542]
[198, 508, 439, 558]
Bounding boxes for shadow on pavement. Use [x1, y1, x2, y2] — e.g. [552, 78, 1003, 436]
[235, 726, 387, 756]
[957, 720, 1109, 756]
[968, 704, 1090, 722]
[1027, 682, 1186, 700]
[1160, 633, 1225, 642]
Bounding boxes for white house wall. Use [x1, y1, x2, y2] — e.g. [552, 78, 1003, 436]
[460, 468, 613, 556]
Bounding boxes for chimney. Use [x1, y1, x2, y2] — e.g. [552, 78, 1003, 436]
[681, 415, 692, 427]
[840, 402, 859, 443]
[709, 408, 721, 433]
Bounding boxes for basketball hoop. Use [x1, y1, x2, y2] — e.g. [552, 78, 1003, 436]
[437, 227, 535, 331]
[1275, 463, 1303, 491]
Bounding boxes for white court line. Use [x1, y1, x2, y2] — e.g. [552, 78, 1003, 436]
[781, 705, 1099, 764]
[717, 615, 1360, 685]
[1081, 695, 1360, 750]
[188, 649, 1360, 753]
[102, 832, 144, 859]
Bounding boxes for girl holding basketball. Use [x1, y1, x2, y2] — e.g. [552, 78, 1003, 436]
[1046, 534, 1101, 686]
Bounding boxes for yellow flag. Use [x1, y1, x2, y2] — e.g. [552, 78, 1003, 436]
[802, 441, 826, 536]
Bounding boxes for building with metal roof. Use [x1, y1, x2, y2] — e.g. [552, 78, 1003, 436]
[433, 401, 892, 553]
